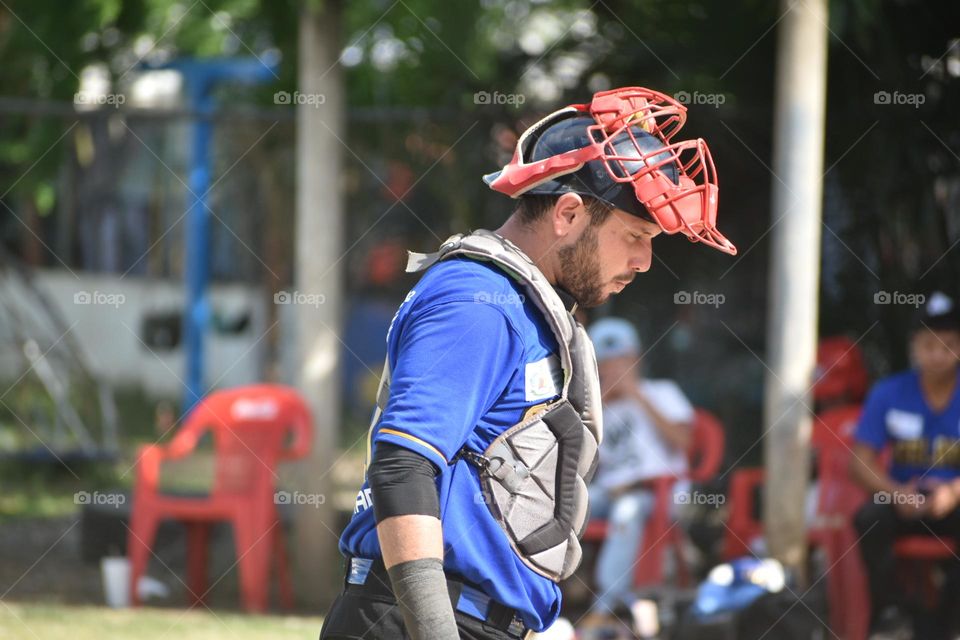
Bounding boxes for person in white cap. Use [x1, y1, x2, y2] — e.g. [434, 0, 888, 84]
[579, 317, 695, 637]
[850, 291, 960, 638]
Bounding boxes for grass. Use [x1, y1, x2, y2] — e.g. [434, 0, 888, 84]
[0, 602, 324, 640]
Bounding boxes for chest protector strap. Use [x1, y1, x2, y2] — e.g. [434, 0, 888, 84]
[399, 229, 603, 582]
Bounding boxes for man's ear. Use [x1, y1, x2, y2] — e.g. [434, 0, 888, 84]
[551, 192, 586, 238]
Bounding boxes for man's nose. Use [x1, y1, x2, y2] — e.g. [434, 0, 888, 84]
[630, 239, 653, 272]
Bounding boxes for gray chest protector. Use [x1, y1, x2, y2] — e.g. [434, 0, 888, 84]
[396, 229, 603, 582]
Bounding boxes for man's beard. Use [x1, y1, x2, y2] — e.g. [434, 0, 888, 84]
[557, 224, 608, 308]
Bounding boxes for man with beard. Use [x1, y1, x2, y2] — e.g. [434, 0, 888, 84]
[320, 87, 735, 640]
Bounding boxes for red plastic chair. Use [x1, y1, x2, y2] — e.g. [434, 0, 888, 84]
[816, 406, 958, 639]
[814, 337, 868, 406]
[809, 404, 867, 549]
[810, 406, 870, 640]
[723, 404, 957, 640]
[722, 405, 864, 560]
[687, 409, 726, 485]
[893, 536, 958, 611]
[894, 536, 958, 559]
[722, 467, 766, 560]
[583, 408, 725, 589]
[811, 403, 862, 452]
[720, 405, 868, 639]
[127, 384, 313, 612]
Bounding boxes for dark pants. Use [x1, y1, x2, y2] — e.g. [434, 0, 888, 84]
[319, 559, 531, 640]
[853, 500, 960, 634]
[319, 590, 528, 640]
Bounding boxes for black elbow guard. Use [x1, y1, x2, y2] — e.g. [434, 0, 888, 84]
[367, 442, 441, 521]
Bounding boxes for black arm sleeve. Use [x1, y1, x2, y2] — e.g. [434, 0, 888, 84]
[368, 442, 441, 522]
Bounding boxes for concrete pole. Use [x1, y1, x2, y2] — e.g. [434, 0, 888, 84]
[292, 0, 344, 606]
[762, 0, 829, 582]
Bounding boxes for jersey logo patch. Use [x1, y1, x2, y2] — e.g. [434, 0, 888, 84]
[886, 409, 923, 440]
[525, 355, 562, 402]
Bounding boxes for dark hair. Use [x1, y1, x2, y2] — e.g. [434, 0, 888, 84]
[513, 194, 613, 228]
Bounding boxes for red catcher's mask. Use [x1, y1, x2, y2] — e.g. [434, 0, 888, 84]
[485, 87, 736, 256]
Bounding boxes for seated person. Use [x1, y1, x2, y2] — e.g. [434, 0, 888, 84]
[849, 292, 960, 638]
[580, 317, 694, 633]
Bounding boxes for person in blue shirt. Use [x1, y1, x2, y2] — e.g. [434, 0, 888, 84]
[319, 87, 736, 640]
[850, 292, 960, 639]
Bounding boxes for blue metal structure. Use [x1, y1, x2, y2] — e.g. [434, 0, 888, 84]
[148, 57, 277, 413]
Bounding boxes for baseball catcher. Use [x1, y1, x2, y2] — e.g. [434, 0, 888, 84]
[320, 86, 736, 640]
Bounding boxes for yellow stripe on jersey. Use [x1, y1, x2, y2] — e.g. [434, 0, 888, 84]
[377, 428, 448, 464]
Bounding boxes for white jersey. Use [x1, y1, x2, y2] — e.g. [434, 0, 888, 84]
[594, 379, 694, 491]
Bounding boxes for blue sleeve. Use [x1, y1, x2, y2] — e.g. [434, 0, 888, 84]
[854, 382, 889, 451]
[373, 299, 524, 469]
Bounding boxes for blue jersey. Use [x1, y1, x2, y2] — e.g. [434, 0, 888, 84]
[854, 369, 960, 484]
[339, 256, 566, 631]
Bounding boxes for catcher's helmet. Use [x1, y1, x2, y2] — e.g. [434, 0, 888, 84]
[484, 87, 736, 255]
[485, 115, 679, 221]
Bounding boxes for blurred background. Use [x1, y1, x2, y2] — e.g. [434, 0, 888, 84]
[0, 0, 958, 638]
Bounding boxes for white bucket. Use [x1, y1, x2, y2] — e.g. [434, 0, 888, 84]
[631, 598, 660, 639]
[100, 556, 131, 608]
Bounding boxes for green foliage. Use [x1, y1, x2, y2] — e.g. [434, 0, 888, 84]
[0, 0, 298, 211]
[1, 0, 959, 463]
